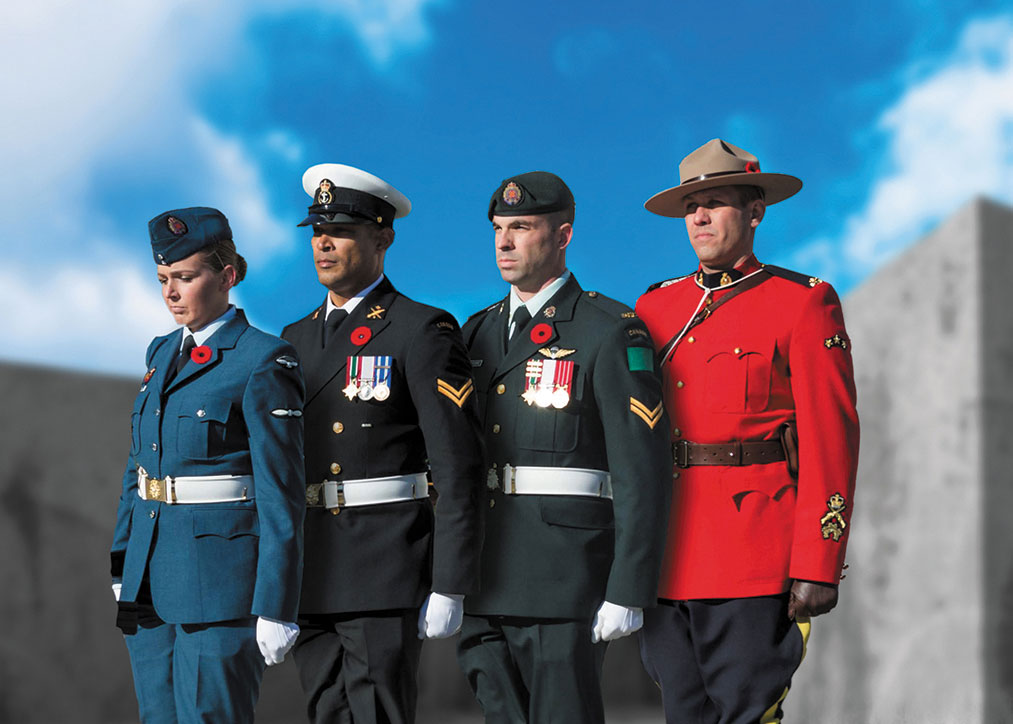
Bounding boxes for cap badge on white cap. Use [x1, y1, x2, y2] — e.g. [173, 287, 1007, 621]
[317, 179, 333, 204]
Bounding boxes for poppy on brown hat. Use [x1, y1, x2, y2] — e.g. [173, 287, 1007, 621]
[644, 139, 802, 218]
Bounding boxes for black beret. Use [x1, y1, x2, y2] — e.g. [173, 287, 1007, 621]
[488, 171, 575, 221]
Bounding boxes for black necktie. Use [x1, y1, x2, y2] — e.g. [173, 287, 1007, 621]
[167, 335, 196, 385]
[508, 306, 532, 347]
[325, 309, 348, 346]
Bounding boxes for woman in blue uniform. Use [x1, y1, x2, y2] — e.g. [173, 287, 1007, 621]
[110, 207, 306, 723]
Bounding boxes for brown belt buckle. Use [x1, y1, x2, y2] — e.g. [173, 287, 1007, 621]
[674, 440, 690, 468]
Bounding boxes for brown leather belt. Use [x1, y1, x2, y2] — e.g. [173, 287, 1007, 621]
[673, 440, 785, 468]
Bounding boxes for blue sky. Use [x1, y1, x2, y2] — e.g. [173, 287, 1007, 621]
[3, 0, 1012, 375]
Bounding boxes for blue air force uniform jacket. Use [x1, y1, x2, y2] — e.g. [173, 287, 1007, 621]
[281, 277, 486, 614]
[461, 275, 672, 619]
[110, 310, 306, 624]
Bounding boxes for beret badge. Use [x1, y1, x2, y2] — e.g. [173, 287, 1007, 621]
[502, 181, 523, 206]
[166, 216, 188, 236]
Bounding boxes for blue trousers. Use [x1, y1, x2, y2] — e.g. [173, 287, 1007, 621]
[638, 595, 810, 724]
[123, 610, 265, 724]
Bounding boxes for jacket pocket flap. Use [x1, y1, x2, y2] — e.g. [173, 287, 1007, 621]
[191, 396, 231, 423]
[539, 497, 614, 530]
[193, 509, 259, 539]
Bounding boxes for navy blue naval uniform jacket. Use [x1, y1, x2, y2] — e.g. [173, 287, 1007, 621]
[110, 309, 306, 624]
[281, 277, 486, 615]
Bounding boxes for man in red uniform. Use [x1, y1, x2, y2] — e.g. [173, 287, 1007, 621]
[635, 139, 860, 723]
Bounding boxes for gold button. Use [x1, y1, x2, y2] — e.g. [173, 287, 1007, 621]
[734, 347, 742, 354]
[676, 381, 684, 388]
[496, 384, 506, 395]
[492, 424, 501, 434]
[687, 337, 695, 343]
[332, 422, 344, 434]
[673, 472, 680, 480]
[673, 428, 681, 437]
[489, 499, 496, 508]
[330, 462, 342, 475]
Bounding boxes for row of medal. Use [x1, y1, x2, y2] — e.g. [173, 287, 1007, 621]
[522, 358, 574, 409]
[343, 355, 392, 401]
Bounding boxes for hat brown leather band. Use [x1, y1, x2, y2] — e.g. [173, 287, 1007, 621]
[673, 439, 785, 468]
[681, 169, 764, 187]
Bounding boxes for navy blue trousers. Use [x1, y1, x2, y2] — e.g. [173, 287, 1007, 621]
[292, 609, 422, 724]
[639, 595, 809, 724]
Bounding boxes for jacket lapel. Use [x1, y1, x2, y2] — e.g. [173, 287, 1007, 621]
[493, 276, 582, 381]
[305, 279, 397, 404]
[152, 330, 183, 395]
[165, 310, 249, 393]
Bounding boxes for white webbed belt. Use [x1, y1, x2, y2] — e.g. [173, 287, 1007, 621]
[136, 467, 254, 504]
[490, 465, 612, 499]
[306, 473, 429, 509]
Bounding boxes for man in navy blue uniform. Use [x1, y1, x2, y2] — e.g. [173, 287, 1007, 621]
[282, 164, 486, 724]
[110, 207, 306, 723]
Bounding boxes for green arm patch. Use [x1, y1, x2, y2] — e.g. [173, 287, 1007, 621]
[627, 346, 654, 372]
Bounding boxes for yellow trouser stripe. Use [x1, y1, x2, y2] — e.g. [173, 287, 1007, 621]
[759, 616, 811, 724]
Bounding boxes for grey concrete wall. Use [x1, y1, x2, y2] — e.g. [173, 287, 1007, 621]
[790, 198, 1013, 724]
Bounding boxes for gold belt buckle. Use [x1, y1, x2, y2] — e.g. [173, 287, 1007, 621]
[146, 477, 167, 502]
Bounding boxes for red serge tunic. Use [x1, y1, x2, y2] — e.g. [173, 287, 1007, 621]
[635, 256, 859, 600]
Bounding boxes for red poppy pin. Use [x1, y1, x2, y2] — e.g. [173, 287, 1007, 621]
[530, 323, 553, 344]
[191, 345, 212, 364]
[744, 161, 760, 173]
[351, 326, 372, 346]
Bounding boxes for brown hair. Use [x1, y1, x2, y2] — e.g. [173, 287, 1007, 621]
[201, 238, 247, 285]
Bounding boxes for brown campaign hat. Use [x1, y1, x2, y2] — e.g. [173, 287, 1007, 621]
[644, 139, 802, 218]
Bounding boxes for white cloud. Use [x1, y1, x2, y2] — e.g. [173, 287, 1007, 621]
[190, 117, 292, 261]
[783, 13, 1013, 285]
[0, 259, 170, 375]
[0, 0, 438, 373]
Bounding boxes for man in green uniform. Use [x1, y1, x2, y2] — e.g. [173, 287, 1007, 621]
[456, 171, 672, 723]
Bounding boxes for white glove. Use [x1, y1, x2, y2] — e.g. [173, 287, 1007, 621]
[111, 583, 122, 602]
[417, 592, 464, 639]
[256, 617, 299, 666]
[591, 601, 643, 643]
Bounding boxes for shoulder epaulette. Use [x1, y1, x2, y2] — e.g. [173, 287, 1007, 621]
[465, 300, 503, 324]
[763, 264, 825, 288]
[581, 290, 630, 316]
[644, 273, 693, 294]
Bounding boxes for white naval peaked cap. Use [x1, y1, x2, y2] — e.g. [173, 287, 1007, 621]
[301, 163, 411, 219]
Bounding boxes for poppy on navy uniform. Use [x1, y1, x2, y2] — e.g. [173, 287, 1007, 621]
[148, 207, 232, 265]
[487, 171, 575, 220]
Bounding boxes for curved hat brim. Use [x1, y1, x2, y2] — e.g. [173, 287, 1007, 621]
[644, 172, 802, 218]
[297, 212, 368, 227]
